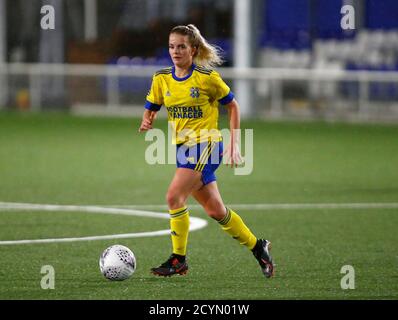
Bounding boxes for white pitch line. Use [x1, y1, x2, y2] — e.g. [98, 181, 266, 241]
[0, 202, 208, 245]
[1, 201, 396, 245]
[102, 202, 398, 210]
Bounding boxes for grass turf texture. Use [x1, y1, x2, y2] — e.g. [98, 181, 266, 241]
[0, 112, 397, 299]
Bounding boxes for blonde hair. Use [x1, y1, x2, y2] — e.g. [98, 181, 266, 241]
[170, 24, 224, 69]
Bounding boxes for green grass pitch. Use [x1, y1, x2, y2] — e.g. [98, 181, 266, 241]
[0, 112, 397, 299]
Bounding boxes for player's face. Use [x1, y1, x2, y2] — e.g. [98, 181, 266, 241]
[169, 33, 196, 68]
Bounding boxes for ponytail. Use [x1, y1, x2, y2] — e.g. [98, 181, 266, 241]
[170, 24, 224, 69]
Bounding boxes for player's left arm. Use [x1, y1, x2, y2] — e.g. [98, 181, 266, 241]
[208, 70, 243, 167]
[223, 99, 243, 167]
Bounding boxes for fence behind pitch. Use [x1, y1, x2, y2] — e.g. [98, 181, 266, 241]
[1, 63, 398, 122]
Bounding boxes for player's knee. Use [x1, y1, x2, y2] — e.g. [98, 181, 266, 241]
[166, 191, 185, 209]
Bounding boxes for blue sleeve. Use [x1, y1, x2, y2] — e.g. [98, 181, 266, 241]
[144, 100, 162, 111]
[218, 91, 235, 105]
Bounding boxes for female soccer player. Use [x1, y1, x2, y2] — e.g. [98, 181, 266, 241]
[139, 24, 274, 279]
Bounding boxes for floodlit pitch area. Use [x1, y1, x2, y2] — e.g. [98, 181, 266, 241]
[0, 113, 397, 299]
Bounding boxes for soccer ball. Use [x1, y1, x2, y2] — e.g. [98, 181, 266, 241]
[99, 245, 136, 281]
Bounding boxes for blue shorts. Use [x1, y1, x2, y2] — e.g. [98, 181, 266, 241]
[176, 141, 223, 185]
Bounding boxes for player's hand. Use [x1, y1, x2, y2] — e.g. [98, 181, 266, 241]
[138, 118, 153, 132]
[222, 142, 244, 168]
[138, 111, 157, 132]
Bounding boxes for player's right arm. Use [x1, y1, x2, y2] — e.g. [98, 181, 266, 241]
[139, 109, 157, 132]
[138, 73, 164, 132]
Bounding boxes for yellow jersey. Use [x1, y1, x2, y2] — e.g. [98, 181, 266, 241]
[145, 64, 234, 145]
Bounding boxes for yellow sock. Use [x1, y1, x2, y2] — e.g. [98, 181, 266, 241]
[218, 207, 257, 250]
[169, 206, 190, 256]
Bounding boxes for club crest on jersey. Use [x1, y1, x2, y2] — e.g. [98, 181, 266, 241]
[190, 87, 200, 98]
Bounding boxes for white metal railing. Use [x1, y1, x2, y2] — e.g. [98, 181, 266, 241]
[1, 63, 398, 121]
